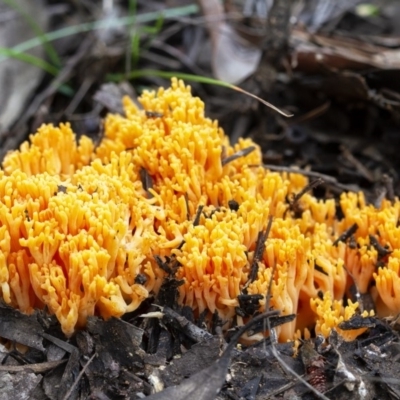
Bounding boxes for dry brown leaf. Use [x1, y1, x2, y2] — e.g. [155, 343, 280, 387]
[198, 0, 261, 84]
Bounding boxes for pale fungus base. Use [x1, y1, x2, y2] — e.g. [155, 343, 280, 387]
[0, 78, 396, 340]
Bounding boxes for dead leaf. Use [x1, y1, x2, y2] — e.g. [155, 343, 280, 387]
[198, 0, 261, 84]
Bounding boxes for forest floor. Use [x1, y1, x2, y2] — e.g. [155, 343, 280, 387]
[1, 1, 400, 399]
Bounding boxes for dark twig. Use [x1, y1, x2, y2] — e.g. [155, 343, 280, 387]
[293, 178, 324, 203]
[145, 110, 164, 118]
[61, 352, 97, 400]
[369, 234, 392, 259]
[262, 236, 330, 400]
[301, 342, 327, 394]
[266, 316, 330, 400]
[161, 306, 213, 343]
[41, 332, 78, 353]
[0, 359, 66, 373]
[258, 164, 358, 193]
[289, 101, 331, 125]
[382, 174, 395, 201]
[221, 146, 256, 166]
[140, 167, 154, 198]
[333, 223, 358, 246]
[154, 255, 172, 275]
[340, 145, 374, 182]
[193, 204, 204, 226]
[247, 313, 296, 336]
[144, 309, 281, 400]
[248, 216, 273, 284]
[184, 193, 190, 220]
[260, 376, 303, 398]
[285, 178, 324, 218]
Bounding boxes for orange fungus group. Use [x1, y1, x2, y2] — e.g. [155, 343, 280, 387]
[0, 79, 398, 341]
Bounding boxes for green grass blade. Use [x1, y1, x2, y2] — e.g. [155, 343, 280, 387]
[0, 47, 59, 75]
[126, 0, 138, 74]
[107, 69, 231, 86]
[2, 0, 61, 67]
[128, 0, 137, 19]
[106, 69, 293, 117]
[142, 14, 164, 34]
[130, 33, 141, 70]
[0, 4, 199, 64]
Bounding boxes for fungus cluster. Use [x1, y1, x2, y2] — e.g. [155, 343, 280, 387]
[0, 78, 397, 341]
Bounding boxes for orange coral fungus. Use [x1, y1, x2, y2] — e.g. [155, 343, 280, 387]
[0, 78, 398, 340]
[310, 292, 373, 341]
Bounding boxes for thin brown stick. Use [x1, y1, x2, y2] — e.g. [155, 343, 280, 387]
[258, 164, 358, 193]
[222, 146, 257, 166]
[263, 244, 330, 400]
[61, 352, 97, 400]
[340, 145, 374, 182]
[0, 359, 66, 373]
[290, 101, 331, 124]
[266, 317, 331, 400]
[233, 86, 293, 117]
